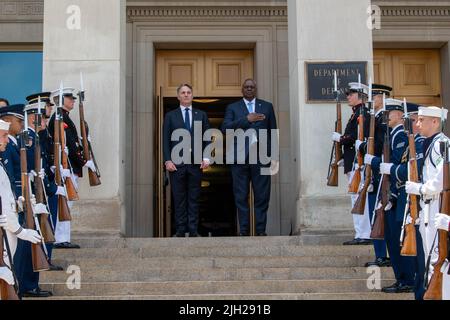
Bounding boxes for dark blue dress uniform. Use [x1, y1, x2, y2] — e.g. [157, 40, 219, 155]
[26, 92, 58, 261]
[384, 123, 413, 289]
[28, 128, 59, 261]
[48, 108, 86, 177]
[360, 108, 388, 263]
[340, 103, 370, 174]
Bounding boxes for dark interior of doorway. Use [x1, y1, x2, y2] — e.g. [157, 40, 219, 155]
[163, 97, 242, 236]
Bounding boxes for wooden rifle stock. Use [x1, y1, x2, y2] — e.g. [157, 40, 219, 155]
[0, 198, 19, 300]
[53, 110, 71, 222]
[348, 111, 364, 194]
[424, 140, 449, 300]
[327, 101, 342, 187]
[33, 113, 55, 244]
[400, 127, 419, 257]
[371, 111, 390, 239]
[60, 120, 79, 201]
[79, 92, 101, 186]
[19, 133, 49, 272]
[352, 108, 375, 214]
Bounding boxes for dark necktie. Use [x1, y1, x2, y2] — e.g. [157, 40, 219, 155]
[184, 108, 191, 131]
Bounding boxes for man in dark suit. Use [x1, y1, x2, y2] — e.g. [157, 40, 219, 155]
[163, 84, 210, 237]
[221, 79, 278, 236]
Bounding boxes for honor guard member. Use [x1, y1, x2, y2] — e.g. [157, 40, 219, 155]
[49, 87, 94, 249]
[366, 99, 415, 293]
[357, 84, 392, 267]
[0, 119, 43, 299]
[26, 93, 61, 268]
[377, 102, 425, 297]
[405, 106, 450, 299]
[23, 100, 64, 271]
[333, 82, 371, 245]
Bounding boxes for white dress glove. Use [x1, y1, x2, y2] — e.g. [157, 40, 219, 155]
[332, 132, 342, 142]
[0, 215, 7, 228]
[84, 159, 96, 171]
[61, 168, 71, 179]
[405, 181, 422, 195]
[50, 164, 64, 174]
[17, 228, 42, 244]
[406, 215, 420, 225]
[364, 154, 375, 165]
[17, 194, 36, 212]
[64, 146, 69, 156]
[380, 163, 393, 175]
[355, 140, 364, 151]
[0, 267, 14, 285]
[337, 159, 344, 167]
[435, 213, 450, 231]
[33, 203, 49, 215]
[441, 260, 449, 274]
[384, 201, 393, 211]
[29, 169, 45, 182]
[55, 186, 67, 197]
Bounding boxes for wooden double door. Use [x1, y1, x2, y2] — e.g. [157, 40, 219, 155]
[374, 49, 442, 106]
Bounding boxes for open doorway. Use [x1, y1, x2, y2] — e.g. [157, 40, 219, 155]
[158, 97, 243, 237]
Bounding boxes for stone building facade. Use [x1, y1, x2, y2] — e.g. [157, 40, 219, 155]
[1, 0, 450, 237]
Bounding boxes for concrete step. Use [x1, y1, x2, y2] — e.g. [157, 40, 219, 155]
[40, 266, 395, 282]
[39, 279, 397, 297]
[25, 292, 413, 300]
[50, 245, 375, 259]
[50, 255, 376, 269]
[68, 232, 355, 248]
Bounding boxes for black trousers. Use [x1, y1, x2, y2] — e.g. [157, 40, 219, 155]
[231, 163, 271, 234]
[169, 164, 202, 234]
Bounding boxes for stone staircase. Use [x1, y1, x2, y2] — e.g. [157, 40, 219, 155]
[34, 231, 413, 300]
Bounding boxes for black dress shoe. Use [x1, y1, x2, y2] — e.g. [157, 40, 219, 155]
[239, 232, 249, 236]
[364, 258, 391, 268]
[48, 263, 64, 271]
[382, 282, 400, 293]
[22, 288, 53, 298]
[343, 238, 360, 245]
[356, 238, 373, 245]
[397, 284, 415, 293]
[54, 242, 80, 249]
[256, 232, 267, 236]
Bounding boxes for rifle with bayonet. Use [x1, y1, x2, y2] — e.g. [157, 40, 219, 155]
[400, 99, 418, 257]
[424, 110, 449, 300]
[78, 75, 101, 186]
[370, 94, 389, 239]
[33, 100, 55, 243]
[348, 108, 364, 194]
[327, 71, 342, 187]
[19, 122, 49, 272]
[352, 93, 375, 214]
[53, 88, 71, 222]
[60, 114, 79, 201]
[0, 197, 19, 300]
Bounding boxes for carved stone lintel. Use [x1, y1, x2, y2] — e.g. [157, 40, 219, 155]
[126, 6, 288, 22]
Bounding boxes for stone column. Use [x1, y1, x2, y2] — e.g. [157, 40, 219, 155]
[43, 0, 126, 234]
[287, 0, 373, 232]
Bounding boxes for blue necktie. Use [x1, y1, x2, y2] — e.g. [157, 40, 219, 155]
[247, 101, 254, 113]
[184, 108, 191, 131]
